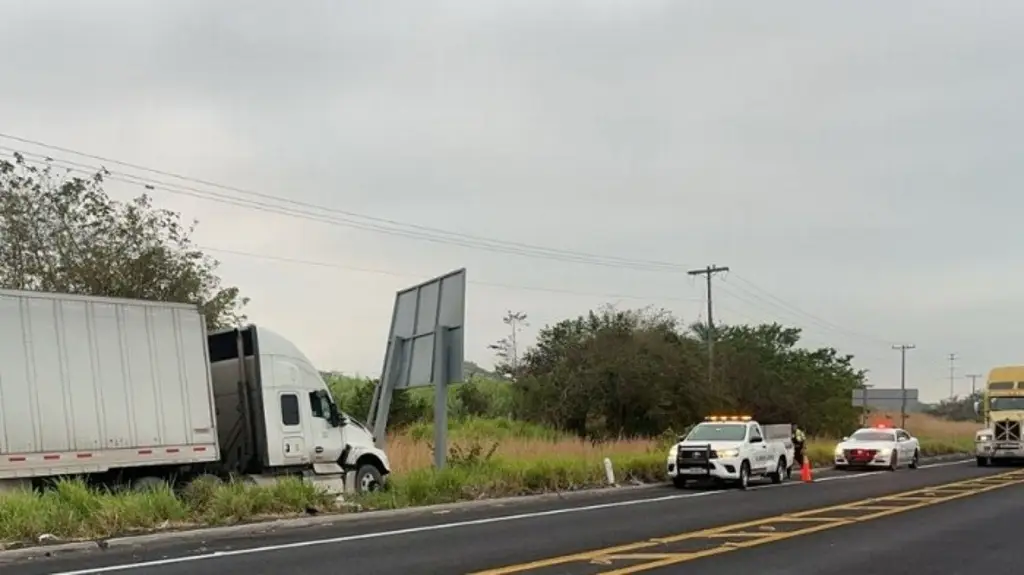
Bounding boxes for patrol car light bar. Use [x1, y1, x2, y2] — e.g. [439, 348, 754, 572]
[704, 415, 752, 422]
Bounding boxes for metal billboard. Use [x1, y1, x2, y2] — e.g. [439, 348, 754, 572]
[367, 268, 466, 468]
[851, 388, 921, 411]
[385, 268, 465, 389]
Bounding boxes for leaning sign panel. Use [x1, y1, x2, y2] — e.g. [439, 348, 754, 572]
[384, 268, 466, 389]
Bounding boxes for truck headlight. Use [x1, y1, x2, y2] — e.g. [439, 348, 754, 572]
[977, 434, 993, 442]
[716, 449, 739, 458]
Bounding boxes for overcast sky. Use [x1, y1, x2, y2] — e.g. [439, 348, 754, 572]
[2, 0, 1022, 401]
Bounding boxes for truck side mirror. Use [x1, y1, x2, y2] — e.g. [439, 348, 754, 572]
[328, 403, 345, 427]
[750, 436, 763, 444]
[973, 400, 980, 414]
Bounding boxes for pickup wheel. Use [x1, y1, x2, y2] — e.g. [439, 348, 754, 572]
[769, 456, 786, 484]
[909, 450, 920, 469]
[738, 461, 751, 490]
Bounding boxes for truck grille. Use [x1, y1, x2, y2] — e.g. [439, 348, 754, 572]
[995, 420, 1022, 441]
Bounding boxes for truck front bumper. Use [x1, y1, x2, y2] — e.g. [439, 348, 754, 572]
[977, 441, 1024, 459]
[667, 456, 744, 481]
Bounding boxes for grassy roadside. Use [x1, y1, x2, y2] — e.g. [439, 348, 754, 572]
[0, 414, 975, 545]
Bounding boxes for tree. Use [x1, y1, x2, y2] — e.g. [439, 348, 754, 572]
[509, 305, 864, 439]
[0, 152, 247, 329]
[488, 310, 529, 379]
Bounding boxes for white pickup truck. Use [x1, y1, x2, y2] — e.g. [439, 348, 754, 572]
[667, 416, 795, 490]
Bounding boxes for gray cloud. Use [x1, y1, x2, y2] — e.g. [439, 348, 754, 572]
[3, 0, 1023, 399]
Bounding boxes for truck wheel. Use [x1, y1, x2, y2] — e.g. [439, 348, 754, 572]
[672, 476, 689, 489]
[770, 457, 786, 484]
[977, 456, 989, 467]
[909, 450, 920, 469]
[131, 476, 168, 492]
[354, 464, 383, 493]
[738, 461, 751, 490]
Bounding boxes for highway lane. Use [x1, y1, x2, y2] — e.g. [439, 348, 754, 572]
[642, 471, 1024, 574]
[0, 460, 1008, 574]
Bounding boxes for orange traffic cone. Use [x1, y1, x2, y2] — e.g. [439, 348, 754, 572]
[800, 456, 813, 483]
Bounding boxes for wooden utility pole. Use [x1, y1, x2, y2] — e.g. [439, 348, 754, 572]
[892, 344, 915, 428]
[965, 373, 982, 396]
[688, 264, 729, 389]
[948, 353, 958, 399]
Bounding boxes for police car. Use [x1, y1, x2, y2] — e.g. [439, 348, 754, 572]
[833, 424, 921, 470]
[667, 416, 795, 490]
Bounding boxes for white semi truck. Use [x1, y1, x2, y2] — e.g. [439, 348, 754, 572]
[0, 289, 390, 494]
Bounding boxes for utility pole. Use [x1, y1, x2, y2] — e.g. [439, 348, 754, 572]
[688, 264, 729, 390]
[965, 373, 982, 396]
[892, 344, 915, 429]
[948, 353, 958, 399]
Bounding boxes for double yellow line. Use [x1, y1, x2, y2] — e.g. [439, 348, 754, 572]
[472, 470, 1024, 574]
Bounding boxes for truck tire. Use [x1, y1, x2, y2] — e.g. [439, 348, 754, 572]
[354, 463, 383, 493]
[769, 456, 786, 484]
[131, 476, 168, 492]
[737, 461, 751, 490]
[977, 456, 989, 467]
[672, 476, 689, 489]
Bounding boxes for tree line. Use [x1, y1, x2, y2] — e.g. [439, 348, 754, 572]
[2, 152, 867, 439]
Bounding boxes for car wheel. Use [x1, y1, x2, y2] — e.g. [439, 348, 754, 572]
[738, 461, 751, 490]
[909, 450, 919, 469]
[976, 456, 989, 467]
[888, 450, 898, 471]
[672, 476, 689, 489]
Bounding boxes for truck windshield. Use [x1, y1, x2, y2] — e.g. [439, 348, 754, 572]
[685, 424, 747, 441]
[989, 397, 1024, 410]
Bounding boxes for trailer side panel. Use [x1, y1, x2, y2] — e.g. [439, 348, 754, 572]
[0, 290, 219, 478]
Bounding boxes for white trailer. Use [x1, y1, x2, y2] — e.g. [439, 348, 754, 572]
[0, 289, 389, 494]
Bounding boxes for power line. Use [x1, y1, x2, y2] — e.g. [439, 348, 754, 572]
[0, 136, 690, 272]
[0, 139, 931, 356]
[199, 245, 702, 303]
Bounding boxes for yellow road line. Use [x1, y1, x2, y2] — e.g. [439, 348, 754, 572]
[471, 470, 1024, 575]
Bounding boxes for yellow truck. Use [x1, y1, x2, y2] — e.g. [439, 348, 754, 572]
[974, 366, 1024, 466]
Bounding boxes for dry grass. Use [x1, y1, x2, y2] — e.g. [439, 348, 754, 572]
[386, 413, 978, 474]
[859, 411, 978, 440]
[386, 434, 655, 474]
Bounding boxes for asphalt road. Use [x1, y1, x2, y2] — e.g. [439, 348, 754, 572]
[1, 459, 1016, 575]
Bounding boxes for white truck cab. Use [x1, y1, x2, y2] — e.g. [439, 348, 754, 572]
[667, 416, 795, 490]
[208, 325, 391, 493]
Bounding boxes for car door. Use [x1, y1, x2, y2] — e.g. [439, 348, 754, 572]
[748, 424, 770, 470]
[895, 430, 913, 461]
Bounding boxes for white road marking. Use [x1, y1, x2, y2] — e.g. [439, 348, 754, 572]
[46, 459, 971, 574]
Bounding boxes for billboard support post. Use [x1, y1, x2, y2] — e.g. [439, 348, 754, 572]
[433, 326, 451, 469]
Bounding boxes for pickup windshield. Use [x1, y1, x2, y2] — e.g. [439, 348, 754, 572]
[685, 423, 748, 441]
